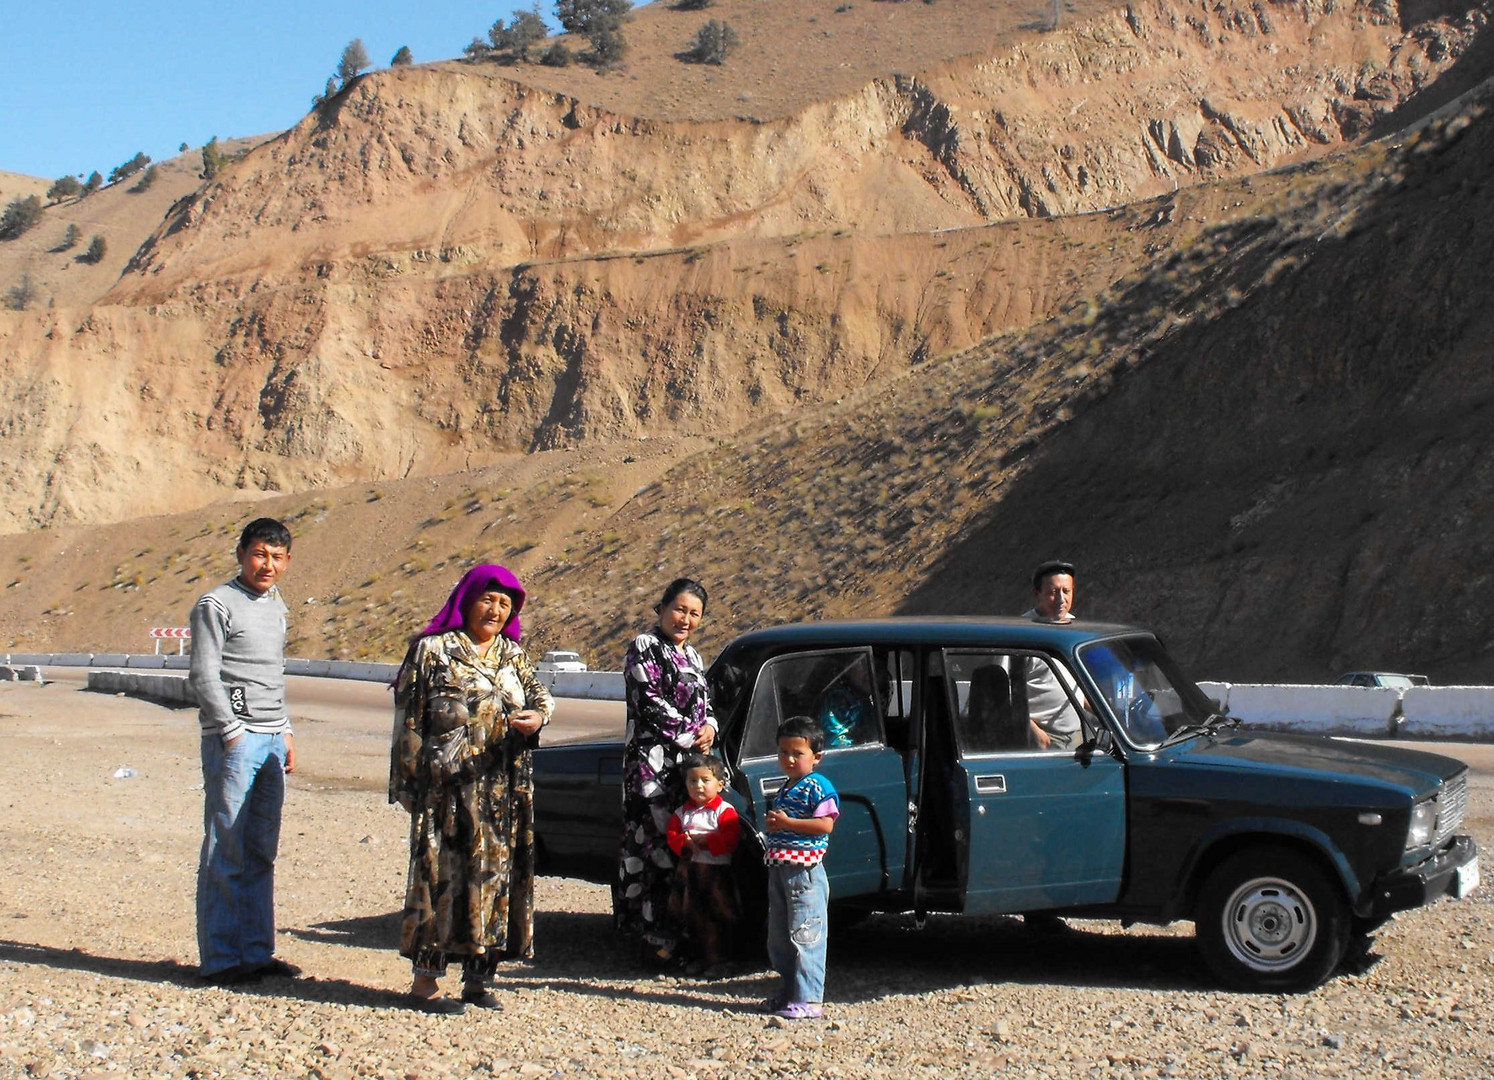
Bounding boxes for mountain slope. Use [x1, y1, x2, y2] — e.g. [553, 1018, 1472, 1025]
[3, 0, 1489, 533]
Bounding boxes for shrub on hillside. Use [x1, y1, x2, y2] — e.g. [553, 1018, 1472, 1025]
[491, 7, 549, 61]
[47, 176, 82, 202]
[201, 137, 226, 180]
[0, 195, 43, 240]
[82, 235, 107, 264]
[128, 164, 159, 193]
[312, 76, 340, 109]
[83, 172, 103, 195]
[58, 222, 80, 251]
[681, 19, 738, 64]
[540, 41, 573, 66]
[4, 274, 37, 311]
[463, 36, 492, 60]
[338, 39, 371, 86]
[107, 152, 151, 186]
[556, 0, 633, 33]
[391, 45, 414, 66]
[586, 20, 629, 69]
[671, 0, 714, 9]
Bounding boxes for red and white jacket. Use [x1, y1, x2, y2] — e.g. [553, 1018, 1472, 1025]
[666, 795, 741, 866]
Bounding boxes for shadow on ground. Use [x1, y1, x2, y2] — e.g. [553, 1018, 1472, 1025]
[3, 909, 1213, 1013]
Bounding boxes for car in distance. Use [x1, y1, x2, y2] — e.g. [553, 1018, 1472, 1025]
[533, 617, 1478, 991]
[1336, 671, 1431, 688]
[536, 650, 588, 673]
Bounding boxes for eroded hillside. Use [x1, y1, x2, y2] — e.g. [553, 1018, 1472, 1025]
[2, 0, 1489, 535]
[4, 84, 1494, 683]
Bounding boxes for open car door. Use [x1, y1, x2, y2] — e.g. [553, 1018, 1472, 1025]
[733, 648, 908, 900]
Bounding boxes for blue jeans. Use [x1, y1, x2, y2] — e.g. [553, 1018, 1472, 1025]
[767, 862, 828, 1004]
[197, 732, 287, 975]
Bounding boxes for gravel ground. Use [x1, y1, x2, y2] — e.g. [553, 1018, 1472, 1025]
[1, 678, 1491, 1080]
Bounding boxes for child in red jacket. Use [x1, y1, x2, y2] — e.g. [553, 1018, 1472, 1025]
[665, 753, 742, 976]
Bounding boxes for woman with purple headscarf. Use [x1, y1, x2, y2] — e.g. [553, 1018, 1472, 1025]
[389, 565, 554, 1014]
[617, 577, 717, 966]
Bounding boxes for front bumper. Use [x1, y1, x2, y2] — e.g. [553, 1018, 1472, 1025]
[1365, 834, 1479, 920]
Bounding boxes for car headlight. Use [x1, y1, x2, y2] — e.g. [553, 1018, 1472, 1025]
[1406, 798, 1438, 850]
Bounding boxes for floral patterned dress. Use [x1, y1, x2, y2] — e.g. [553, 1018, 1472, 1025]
[389, 631, 554, 977]
[617, 630, 716, 949]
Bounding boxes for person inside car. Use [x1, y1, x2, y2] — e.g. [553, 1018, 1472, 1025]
[1021, 560, 1083, 750]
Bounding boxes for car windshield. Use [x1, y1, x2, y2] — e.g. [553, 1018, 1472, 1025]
[1076, 636, 1218, 749]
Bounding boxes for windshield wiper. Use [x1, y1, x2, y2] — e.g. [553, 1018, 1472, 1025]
[1163, 713, 1235, 745]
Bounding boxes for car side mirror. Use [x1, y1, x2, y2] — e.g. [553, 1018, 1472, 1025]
[1081, 728, 1115, 763]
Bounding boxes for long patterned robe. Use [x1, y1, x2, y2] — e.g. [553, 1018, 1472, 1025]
[389, 631, 554, 975]
[617, 630, 716, 947]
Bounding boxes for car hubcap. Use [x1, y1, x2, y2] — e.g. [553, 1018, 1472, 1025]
[1222, 876, 1317, 971]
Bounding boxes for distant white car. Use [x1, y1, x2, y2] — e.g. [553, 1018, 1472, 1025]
[1335, 671, 1430, 689]
[537, 650, 588, 673]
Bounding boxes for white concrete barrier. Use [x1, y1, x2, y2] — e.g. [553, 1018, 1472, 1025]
[86, 670, 197, 706]
[546, 670, 626, 701]
[32, 652, 1494, 738]
[322, 660, 399, 683]
[0, 665, 45, 683]
[1197, 681, 1231, 710]
[1398, 687, 1494, 740]
[17, 653, 87, 667]
[1222, 684, 1402, 736]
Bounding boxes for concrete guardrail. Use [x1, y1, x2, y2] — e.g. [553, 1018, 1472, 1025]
[538, 669, 626, 701]
[86, 670, 197, 706]
[13, 653, 1494, 740]
[1400, 687, 1494, 740]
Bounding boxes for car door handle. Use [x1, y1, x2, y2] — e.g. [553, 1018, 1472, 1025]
[759, 775, 787, 797]
[974, 774, 1007, 795]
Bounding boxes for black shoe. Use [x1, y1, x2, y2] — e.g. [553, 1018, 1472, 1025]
[460, 987, 503, 1010]
[199, 964, 263, 987]
[253, 957, 303, 979]
[406, 993, 466, 1016]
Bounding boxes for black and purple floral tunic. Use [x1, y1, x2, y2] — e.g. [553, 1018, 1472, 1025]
[616, 629, 716, 949]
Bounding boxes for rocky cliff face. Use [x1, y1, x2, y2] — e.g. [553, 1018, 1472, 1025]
[1, 0, 1489, 533]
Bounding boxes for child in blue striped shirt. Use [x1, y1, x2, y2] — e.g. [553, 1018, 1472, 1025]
[761, 715, 839, 1020]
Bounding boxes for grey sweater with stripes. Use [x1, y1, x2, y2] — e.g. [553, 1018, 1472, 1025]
[189, 577, 291, 741]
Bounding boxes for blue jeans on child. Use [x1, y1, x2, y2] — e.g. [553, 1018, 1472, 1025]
[767, 862, 829, 1004]
[197, 732, 288, 976]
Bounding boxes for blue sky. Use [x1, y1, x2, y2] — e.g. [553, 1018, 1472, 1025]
[1, 2, 591, 180]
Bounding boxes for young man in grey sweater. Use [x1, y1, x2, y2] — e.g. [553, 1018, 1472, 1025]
[190, 517, 301, 984]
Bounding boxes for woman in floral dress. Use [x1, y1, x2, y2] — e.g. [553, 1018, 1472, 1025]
[617, 577, 717, 964]
[389, 564, 554, 1013]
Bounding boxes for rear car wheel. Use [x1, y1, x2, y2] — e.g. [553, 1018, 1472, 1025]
[1196, 846, 1347, 992]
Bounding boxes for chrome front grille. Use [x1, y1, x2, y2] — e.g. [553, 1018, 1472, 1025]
[1436, 772, 1468, 845]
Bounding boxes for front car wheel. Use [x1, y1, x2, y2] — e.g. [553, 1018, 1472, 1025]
[1195, 846, 1348, 992]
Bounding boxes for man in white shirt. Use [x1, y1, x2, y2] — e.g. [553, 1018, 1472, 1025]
[1021, 560, 1080, 750]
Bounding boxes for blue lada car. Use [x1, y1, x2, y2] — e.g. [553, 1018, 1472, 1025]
[532, 618, 1479, 991]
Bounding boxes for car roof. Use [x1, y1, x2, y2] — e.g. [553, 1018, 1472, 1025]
[721, 616, 1147, 652]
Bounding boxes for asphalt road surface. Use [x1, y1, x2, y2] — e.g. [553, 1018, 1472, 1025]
[47, 666, 626, 744]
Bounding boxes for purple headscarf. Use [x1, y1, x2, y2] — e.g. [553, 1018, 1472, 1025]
[419, 564, 527, 643]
